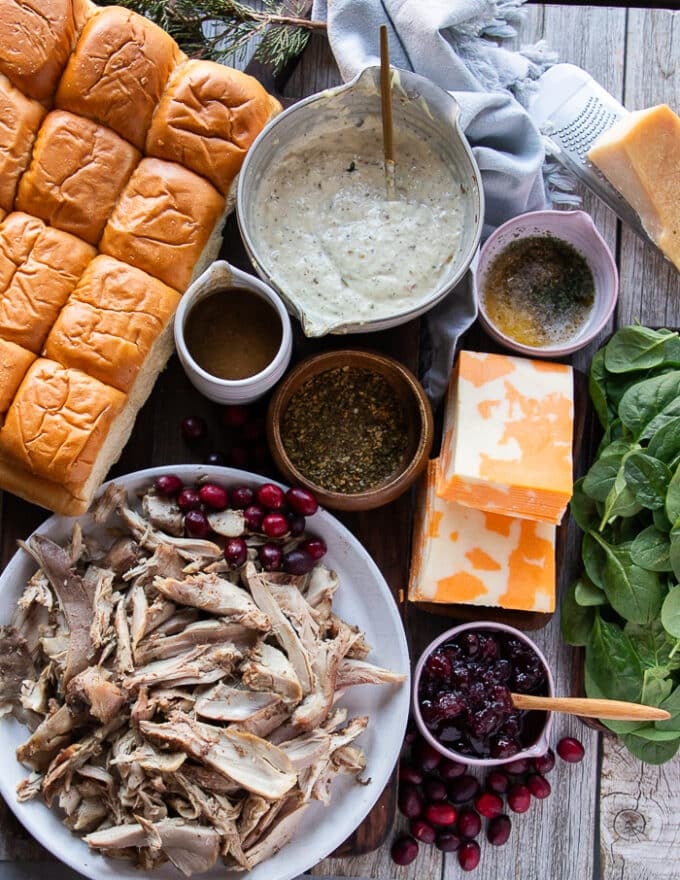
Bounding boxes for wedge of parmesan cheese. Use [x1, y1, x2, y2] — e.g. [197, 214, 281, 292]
[410, 460, 555, 612]
[587, 104, 680, 271]
[437, 351, 573, 524]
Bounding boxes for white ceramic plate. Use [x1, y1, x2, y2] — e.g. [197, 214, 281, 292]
[0, 465, 410, 880]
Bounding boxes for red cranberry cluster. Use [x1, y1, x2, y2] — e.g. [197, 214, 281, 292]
[154, 475, 325, 574]
[180, 403, 272, 472]
[391, 728, 584, 870]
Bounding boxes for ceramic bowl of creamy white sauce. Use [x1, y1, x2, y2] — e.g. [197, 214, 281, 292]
[237, 66, 484, 337]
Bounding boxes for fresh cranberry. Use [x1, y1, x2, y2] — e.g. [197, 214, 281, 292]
[262, 512, 289, 538]
[487, 814, 512, 846]
[222, 405, 249, 428]
[458, 840, 481, 871]
[286, 486, 319, 516]
[177, 487, 201, 511]
[504, 757, 530, 775]
[259, 543, 283, 571]
[475, 791, 504, 819]
[507, 783, 531, 813]
[457, 809, 481, 839]
[283, 549, 315, 575]
[154, 474, 182, 496]
[398, 784, 423, 819]
[244, 504, 265, 531]
[435, 831, 461, 853]
[299, 536, 327, 560]
[556, 736, 585, 763]
[422, 778, 447, 802]
[532, 748, 556, 775]
[231, 486, 255, 509]
[199, 483, 229, 510]
[184, 509, 211, 538]
[439, 758, 466, 781]
[424, 803, 456, 828]
[399, 762, 423, 786]
[227, 447, 250, 469]
[181, 415, 207, 442]
[224, 538, 248, 568]
[390, 835, 418, 866]
[205, 451, 226, 466]
[287, 513, 306, 537]
[413, 739, 442, 773]
[527, 774, 551, 799]
[410, 819, 436, 845]
[448, 774, 479, 804]
[256, 483, 286, 510]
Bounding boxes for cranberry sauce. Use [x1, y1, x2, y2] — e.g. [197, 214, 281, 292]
[418, 630, 549, 759]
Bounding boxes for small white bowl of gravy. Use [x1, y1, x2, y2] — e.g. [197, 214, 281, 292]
[174, 261, 292, 404]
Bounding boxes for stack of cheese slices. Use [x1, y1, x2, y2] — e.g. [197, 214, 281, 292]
[0, 0, 280, 515]
[409, 351, 574, 614]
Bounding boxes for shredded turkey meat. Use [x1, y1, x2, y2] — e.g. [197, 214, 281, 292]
[4, 481, 405, 875]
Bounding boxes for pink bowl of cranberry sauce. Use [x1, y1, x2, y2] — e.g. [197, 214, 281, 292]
[413, 622, 555, 768]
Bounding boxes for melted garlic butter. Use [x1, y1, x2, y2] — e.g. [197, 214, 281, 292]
[253, 116, 465, 335]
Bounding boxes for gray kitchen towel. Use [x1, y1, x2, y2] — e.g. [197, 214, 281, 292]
[312, 0, 555, 402]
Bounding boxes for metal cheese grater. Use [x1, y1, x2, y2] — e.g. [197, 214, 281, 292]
[529, 63, 651, 245]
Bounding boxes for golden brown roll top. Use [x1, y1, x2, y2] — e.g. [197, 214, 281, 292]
[99, 158, 227, 291]
[0, 338, 36, 415]
[0, 0, 93, 102]
[146, 60, 282, 196]
[16, 110, 141, 244]
[0, 73, 46, 212]
[56, 5, 185, 150]
[45, 255, 181, 392]
[0, 212, 95, 352]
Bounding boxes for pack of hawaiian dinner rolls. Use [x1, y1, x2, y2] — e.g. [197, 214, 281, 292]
[0, 0, 281, 515]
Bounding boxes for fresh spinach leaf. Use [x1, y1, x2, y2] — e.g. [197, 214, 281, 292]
[582, 440, 634, 502]
[583, 666, 649, 734]
[618, 370, 680, 439]
[586, 614, 643, 702]
[604, 326, 679, 373]
[653, 506, 672, 532]
[669, 524, 680, 583]
[640, 396, 680, 441]
[630, 525, 672, 571]
[588, 347, 611, 429]
[590, 533, 665, 623]
[655, 685, 680, 732]
[575, 578, 606, 606]
[622, 734, 680, 764]
[581, 532, 606, 589]
[570, 479, 601, 532]
[641, 666, 674, 707]
[600, 465, 642, 527]
[647, 416, 680, 464]
[624, 619, 680, 672]
[561, 580, 596, 646]
[665, 461, 680, 523]
[660, 584, 680, 638]
[623, 452, 670, 510]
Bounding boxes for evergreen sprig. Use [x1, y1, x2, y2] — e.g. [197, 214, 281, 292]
[104, 0, 325, 73]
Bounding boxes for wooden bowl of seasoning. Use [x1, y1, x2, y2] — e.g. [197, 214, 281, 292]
[475, 209, 618, 357]
[267, 350, 434, 511]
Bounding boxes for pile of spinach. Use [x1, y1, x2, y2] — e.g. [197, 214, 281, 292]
[562, 325, 680, 764]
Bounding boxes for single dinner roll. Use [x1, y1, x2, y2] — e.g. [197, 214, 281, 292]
[0, 212, 95, 352]
[146, 59, 282, 197]
[99, 158, 226, 291]
[0, 0, 92, 102]
[0, 358, 126, 488]
[0, 73, 46, 213]
[45, 256, 181, 392]
[56, 6, 185, 150]
[16, 110, 141, 245]
[0, 338, 36, 415]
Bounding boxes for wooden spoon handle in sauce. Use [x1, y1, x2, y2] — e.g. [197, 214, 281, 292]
[510, 693, 671, 721]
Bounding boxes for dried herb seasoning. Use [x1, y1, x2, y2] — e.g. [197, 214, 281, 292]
[281, 366, 409, 493]
[482, 235, 595, 347]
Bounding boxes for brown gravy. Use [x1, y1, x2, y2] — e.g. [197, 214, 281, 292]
[184, 289, 282, 380]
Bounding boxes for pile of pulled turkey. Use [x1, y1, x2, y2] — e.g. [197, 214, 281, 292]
[0, 479, 404, 876]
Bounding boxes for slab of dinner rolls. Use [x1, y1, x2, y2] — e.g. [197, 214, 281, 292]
[0, 0, 93, 102]
[0, 74, 46, 212]
[16, 111, 141, 244]
[0, 1, 281, 515]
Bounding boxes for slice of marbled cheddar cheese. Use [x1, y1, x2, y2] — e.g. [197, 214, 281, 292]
[437, 351, 573, 524]
[410, 460, 555, 612]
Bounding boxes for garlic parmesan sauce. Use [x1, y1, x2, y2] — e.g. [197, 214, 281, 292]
[252, 115, 466, 336]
